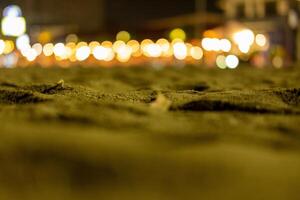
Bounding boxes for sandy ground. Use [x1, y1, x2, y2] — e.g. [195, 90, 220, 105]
[0, 66, 300, 200]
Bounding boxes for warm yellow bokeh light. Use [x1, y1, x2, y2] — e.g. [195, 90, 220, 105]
[157, 38, 171, 57]
[104, 49, 115, 62]
[93, 45, 114, 61]
[156, 39, 170, 52]
[32, 43, 43, 56]
[272, 56, 283, 68]
[170, 28, 186, 41]
[43, 43, 54, 57]
[53, 43, 66, 58]
[102, 41, 113, 48]
[89, 41, 100, 51]
[141, 39, 154, 52]
[116, 45, 132, 62]
[66, 42, 76, 49]
[190, 46, 203, 60]
[173, 42, 187, 60]
[144, 43, 162, 58]
[66, 34, 79, 43]
[76, 46, 90, 61]
[113, 40, 126, 53]
[0, 40, 5, 55]
[216, 55, 227, 69]
[127, 40, 140, 53]
[76, 42, 88, 49]
[201, 38, 221, 51]
[116, 31, 131, 42]
[65, 46, 73, 59]
[4, 40, 15, 54]
[256, 34, 267, 47]
[69, 54, 77, 62]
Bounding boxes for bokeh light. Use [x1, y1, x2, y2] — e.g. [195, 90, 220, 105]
[169, 28, 186, 41]
[43, 43, 54, 57]
[127, 40, 140, 54]
[225, 55, 239, 69]
[102, 41, 113, 48]
[173, 42, 187, 60]
[255, 34, 267, 47]
[116, 44, 132, 63]
[4, 40, 15, 54]
[116, 31, 131, 43]
[272, 56, 284, 68]
[93, 45, 114, 61]
[16, 34, 30, 51]
[3, 5, 22, 17]
[233, 29, 255, 45]
[201, 38, 221, 52]
[32, 43, 43, 56]
[144, 44, 162, 58]
[0, 40, 5, 55]
[190, 46, 203, 60]
[113, 40, 126, 53]
[53, 43, 66, 58]
[89, 41, 100, 51]
[66, 34, 79, 43]
[216, 55, 227, 69]
[77, 42, 88, 49]
[76, 46, 91, 61]
[233, 29, 255, 54]
[1, 16, 26, 37]
[24, 48, 38, 62]
[141, 39, 154, 52]
[220, 39, 232, 52]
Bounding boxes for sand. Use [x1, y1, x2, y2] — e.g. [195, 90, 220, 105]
[0, 66, 300, 200]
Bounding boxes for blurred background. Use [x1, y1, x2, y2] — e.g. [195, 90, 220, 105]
[0, 0, 299, 69]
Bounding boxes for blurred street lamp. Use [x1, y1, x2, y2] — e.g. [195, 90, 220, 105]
[1, 5, 26, 37]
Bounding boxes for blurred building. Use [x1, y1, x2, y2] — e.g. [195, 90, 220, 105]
[221, 0, 299, 61]
[145, 0, 300, 62]
[223, 0, 287, 18]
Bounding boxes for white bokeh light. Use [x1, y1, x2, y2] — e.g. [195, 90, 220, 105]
[16, 34, 30, 51]
[3, 5, 22, 17]
[225, 55, 239, 69]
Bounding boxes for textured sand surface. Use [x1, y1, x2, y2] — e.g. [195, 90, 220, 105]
[0, 66, 300, 200]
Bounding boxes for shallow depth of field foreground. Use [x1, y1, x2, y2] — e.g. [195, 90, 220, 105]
[0, 66, 300, 200]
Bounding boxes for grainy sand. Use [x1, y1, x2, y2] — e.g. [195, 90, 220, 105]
[0, 66, 300, 200]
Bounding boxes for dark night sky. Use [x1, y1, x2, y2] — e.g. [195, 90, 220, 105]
[0, 0, 221, 32]
[105, 0, 195, 28]
[105, 0, 221, 29]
